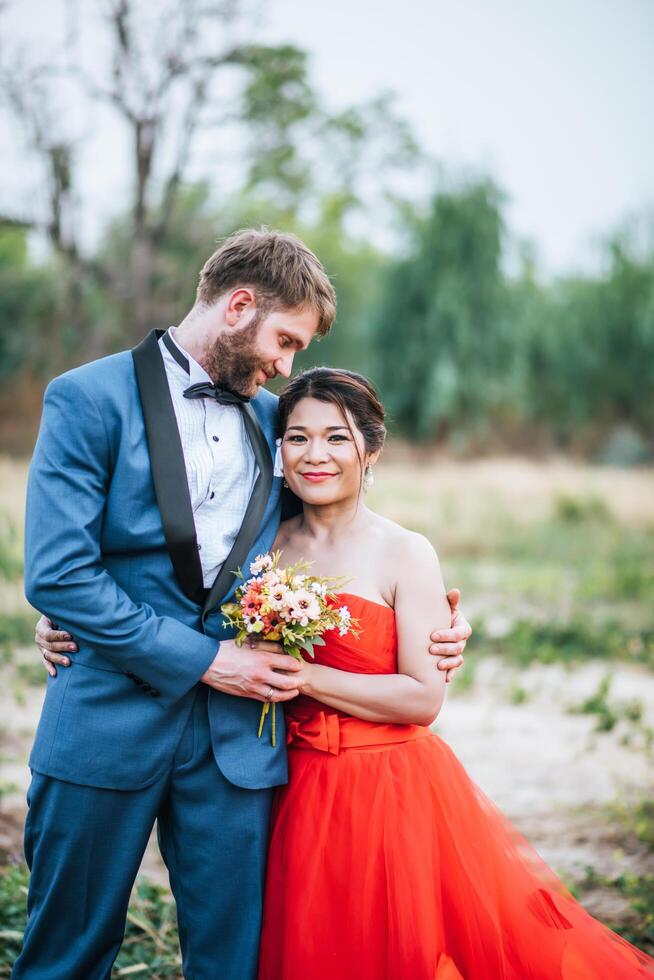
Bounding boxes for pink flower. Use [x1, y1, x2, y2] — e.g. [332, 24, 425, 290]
[250, 554, 274, 575]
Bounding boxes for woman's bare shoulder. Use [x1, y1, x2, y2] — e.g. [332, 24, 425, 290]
[273, 513, 303, 551]
[368, 511, 436, 555]
[367, 513, 441, 598]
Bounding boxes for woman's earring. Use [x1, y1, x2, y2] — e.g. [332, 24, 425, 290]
[363, 464, 374, 493]
[283, 477, 289, 488]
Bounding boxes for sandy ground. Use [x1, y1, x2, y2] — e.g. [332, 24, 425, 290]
[1, 453, 653, 929]
[2, 654, 653, 926]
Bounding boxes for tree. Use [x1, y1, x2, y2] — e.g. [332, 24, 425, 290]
[0, 1, 422, 351]
[0, 0, 320, 342]
[373, 178, 507, 441]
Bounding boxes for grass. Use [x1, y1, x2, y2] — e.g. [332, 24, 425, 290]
[0, 865, 182, 979]
[0, 510, 22, 583]
[1, 455, 652, 970]
[573, 865, 654, 955]
[474, 618, 654, 670]
[0, 614, 36, 666]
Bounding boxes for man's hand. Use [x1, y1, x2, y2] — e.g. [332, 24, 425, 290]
[429, 589, 472, 683]
[35, 615, 78, 677]
[201, 639, 306, 703]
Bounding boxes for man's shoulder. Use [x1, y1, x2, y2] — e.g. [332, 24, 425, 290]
[47, 350, 135, 401]
[252, 385, 279, 422]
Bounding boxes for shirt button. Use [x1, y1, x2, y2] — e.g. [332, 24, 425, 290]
[212, 435, 219, 442]
[210, 491, 215, 500]
[198, 544, 202, 551]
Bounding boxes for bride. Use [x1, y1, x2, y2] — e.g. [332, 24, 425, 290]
[254, 367, 653, 979]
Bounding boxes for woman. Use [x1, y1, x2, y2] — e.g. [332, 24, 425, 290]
[256, 367, 653, 979]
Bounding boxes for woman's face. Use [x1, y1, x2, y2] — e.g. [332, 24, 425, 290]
[281, 396, 373, 506]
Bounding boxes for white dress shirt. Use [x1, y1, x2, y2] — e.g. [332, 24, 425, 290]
[159, 328, 258, 588]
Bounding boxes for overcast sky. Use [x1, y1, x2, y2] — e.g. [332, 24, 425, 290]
[2, 0, 652, 275]
[261, 0, 653, 273]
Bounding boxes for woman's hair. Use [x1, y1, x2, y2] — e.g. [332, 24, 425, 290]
[277, 368, 386, 464]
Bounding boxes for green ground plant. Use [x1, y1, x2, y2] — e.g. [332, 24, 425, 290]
[0, 866, 182, 979]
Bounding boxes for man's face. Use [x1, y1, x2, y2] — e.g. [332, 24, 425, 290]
[205, 305, 320, 397]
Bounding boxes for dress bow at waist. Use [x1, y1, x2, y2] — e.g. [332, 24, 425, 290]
[286, 709, 432, 755]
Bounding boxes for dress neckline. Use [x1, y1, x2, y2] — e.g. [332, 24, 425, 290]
[335, 591, 395, 616]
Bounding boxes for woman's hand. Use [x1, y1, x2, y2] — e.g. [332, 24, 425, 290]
[239, 638, 308, 701]
[429, 589, 472, 683]
[35, 615, 78, 677]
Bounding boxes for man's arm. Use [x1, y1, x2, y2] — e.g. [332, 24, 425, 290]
[25, 373, 219, 708]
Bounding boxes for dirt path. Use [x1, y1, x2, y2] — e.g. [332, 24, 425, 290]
[2, 655, 652, 906]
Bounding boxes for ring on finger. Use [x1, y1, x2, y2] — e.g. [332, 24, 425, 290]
[265, 687, 275, 702]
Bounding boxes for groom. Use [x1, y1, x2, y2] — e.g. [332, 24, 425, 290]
[16, 228, 470, 980]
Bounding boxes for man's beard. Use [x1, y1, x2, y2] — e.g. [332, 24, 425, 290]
[203, 312, 271, 396]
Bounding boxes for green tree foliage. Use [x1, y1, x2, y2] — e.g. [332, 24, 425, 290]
[517, 235, 654, 445]
[0, 225, 62, 379]
[373, 181, 654, 455]
[373, 180, 508, 440]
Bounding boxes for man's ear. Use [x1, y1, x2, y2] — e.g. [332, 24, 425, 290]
[225, 287, 256, 327]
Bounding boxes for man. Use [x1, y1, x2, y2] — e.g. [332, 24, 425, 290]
[16, 228, 470, 979]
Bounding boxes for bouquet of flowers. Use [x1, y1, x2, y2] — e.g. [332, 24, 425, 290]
[221, 551, 361, 745]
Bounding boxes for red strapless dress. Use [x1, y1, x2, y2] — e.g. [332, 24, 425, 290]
[258, 594, 653, 979]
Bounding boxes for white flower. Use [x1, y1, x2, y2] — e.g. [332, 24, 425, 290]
[250, 554, 273, 576]
[310, 581, 327, 597]
[267, 583, 289, 611]
[338, 606, 352, 636]
[245, 613, 264, 633]
[281, 588, 320, 626]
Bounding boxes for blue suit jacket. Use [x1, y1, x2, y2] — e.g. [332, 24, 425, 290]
[24, 331, 289, 791]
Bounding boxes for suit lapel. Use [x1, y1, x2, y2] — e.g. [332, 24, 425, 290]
[202, 401, 273, 623]
[132, 329, 205, 605]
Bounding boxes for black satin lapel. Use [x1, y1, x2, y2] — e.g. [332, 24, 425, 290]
[132, 330, 205, 604]
[202, 402, 274, 621]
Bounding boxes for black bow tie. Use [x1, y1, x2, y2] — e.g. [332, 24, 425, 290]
[162, 329, 251, 406]
[183, 381, 250, 406]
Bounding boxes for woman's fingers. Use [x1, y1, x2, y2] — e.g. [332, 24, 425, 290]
[436, 654, 464, 673]
[37, 637, 76, 654]
[35, 617, 77, 655]
[45, 650, 71, 667]
[42, 653, 57, 678]
[247, 639, 285, 655]
[261, 668, 305, 692]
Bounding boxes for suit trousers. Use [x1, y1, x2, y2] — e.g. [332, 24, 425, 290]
[12, 688, 273, 980]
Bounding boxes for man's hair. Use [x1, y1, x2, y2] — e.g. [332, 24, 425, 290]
[196, 228, 336, 337]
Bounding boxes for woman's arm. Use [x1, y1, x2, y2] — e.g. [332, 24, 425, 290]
[301, 533, 451, 726]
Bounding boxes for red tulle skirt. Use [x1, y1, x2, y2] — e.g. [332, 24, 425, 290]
[259, 711, 653, 980]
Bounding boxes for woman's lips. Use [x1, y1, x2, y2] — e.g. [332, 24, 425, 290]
[301, 473, 336, 482]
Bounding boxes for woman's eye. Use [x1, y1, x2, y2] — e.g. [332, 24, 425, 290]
[286, 435, 306, 443]
[329, 435, 348, 442]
